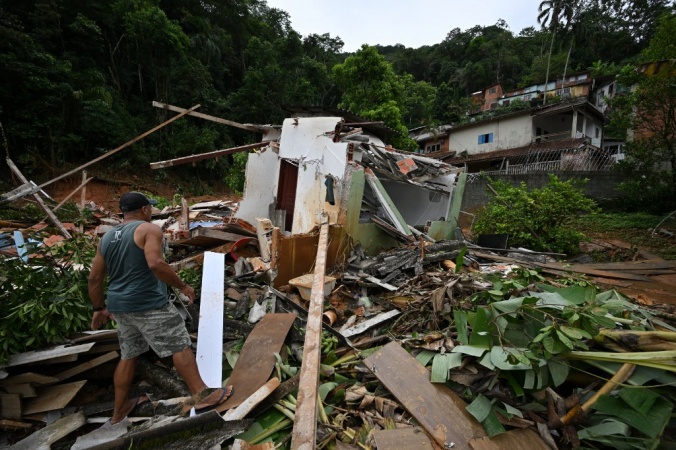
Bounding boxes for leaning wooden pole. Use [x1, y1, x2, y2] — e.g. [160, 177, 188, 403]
[6, 158, 71, 239]
[32, 104, 200, 192]
[291, 217, 330, 450]
[40, 176, 93, 223]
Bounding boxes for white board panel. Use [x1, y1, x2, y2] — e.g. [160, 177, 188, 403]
[196, 251, 225, 388]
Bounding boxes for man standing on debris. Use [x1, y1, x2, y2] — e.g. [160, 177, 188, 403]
[88, 191, 233, 424]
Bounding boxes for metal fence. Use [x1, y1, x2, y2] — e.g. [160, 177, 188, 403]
[463, 146, 620, 181]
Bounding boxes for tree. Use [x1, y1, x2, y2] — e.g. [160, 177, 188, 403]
[607, 17, 676, 212]
[332, 45, 416, 150]
[537, 0, 576, 104]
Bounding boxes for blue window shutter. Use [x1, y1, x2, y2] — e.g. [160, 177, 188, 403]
[478, 135, 484, 144]
[488, 133, 494, 143]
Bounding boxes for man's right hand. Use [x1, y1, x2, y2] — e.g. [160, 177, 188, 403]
[91, 309, 111, 330]
[180, 284, 196, 304]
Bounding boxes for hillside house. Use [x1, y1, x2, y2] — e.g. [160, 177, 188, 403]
[412, 97, 606, 173]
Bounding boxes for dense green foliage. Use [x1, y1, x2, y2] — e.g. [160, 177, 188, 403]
[0, 0, 672, 190]
[0, 235, 97, 364]
[473, 175, 598, 254]
[605, 14, 676, 213]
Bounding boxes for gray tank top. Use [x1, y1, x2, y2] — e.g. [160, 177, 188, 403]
[100, 221, 167, 313]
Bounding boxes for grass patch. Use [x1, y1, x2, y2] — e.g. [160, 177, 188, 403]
[577, 212, 665, 231]
[575, 211, 676, 260]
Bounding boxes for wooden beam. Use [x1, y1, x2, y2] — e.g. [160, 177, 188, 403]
[22, 380, 87, 415]
[6, 343, 95, 367]
[340, 309, 400, 338]
[54, 351, 119, 382]
[0, 393, 21, 419]
[0, 373, 59, 385]
[19, 104, 199, 196]
[149, 142, 265, 169]
[255, 218, 273, 261]
[196, 252, 225, 388]
[364, 342, 486, 450]
[214, 313, 296, 413]
[291, 219, 330, 450]
[1, 383, 37, 398]
[10, 411, 86, 450]
[41, 176, 93, 223]
[152, 101, 265, 132]
[222, 377, 280, 421]
[6, 158, 72, 238]
[79, 170, 87, 234]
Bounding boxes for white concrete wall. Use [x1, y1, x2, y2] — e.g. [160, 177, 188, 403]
[236, 146, 280, 225]
[447, 114, 532, 155]
[278, 117, 349, 233]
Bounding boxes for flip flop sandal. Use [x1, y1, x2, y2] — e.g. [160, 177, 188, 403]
[194, 386, 234, 414]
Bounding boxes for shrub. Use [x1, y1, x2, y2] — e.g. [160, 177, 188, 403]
[0, 234, 98, 364]
[473, 175, 598, 255]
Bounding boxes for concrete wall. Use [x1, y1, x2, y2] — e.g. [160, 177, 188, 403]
[447, 113, 532, 155]
[459, 171, 625, 226]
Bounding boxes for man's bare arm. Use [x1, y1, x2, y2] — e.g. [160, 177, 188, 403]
[138, 223, 196, 303]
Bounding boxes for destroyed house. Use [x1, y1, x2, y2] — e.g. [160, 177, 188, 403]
[235, 114, 465, 283]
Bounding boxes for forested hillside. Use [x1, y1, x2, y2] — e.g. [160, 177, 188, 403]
[0, 0, 673, 192]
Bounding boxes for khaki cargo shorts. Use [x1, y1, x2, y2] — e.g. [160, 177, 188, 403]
[114, 303, 191, 359]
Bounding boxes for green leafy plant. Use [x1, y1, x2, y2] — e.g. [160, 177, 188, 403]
[473, 174, 598, 254]
[0, 234, 98, 364]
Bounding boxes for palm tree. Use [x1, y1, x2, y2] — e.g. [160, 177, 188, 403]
[537, 0, 575, 104]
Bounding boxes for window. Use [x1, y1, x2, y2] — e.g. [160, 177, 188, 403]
[478, 133, 494, 145]
[523, 94, 531, 101]
[563, 87, 570, 94]
[595, 128, 600, 138]
[503, 99, 510, 106]
[489, 87, 496, 94]
[426, 143, 441, 153]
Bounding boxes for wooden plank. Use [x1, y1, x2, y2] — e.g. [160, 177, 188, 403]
[291, 220, 330, 450]
[215, 313, 297, 413]
[10, 411, 86, 450]
[31, 354, 79, 365]
[175, 228, 250, 248]
[150, 142, 266, 169]
[373, 427, 435, 450]
[0, 419, 32, 430]
[85, 343, 121, 354]
[54, 351, 119, 382]
[27, 105, 200, 194]
[0, 373, 58, 385]
[1, 383, 37, 398]
[70, 329, 119, 344]
[223, 377, 281, 421]
[340, 309, 401, 338]
[255, 218, 273, 261]
[533, 262, 653, 281]
[469, 428, 550, 450]
[152, 101, 265, 133]
[0, 393, 22, 419]
[6, 158, 71, 238]
[5, 343, 94, 367]
[22, 380, 87, 415]
[196, 251, 225, 388]
[568, 260, 676, 270]
[363, 342, 486, 450]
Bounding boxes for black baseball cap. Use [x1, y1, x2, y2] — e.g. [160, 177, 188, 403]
[119, 191, 157, 212]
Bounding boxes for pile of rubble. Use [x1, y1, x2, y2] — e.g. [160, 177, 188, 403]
[1, 196, 676, 449]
